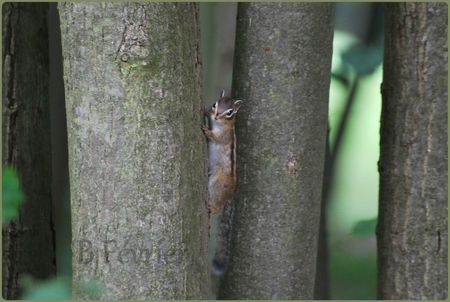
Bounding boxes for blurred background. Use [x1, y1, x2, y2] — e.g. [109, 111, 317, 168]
[3, 3, 384, 299]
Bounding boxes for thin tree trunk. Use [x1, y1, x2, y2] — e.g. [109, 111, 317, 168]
[48, 3, 72, 279]
[2, 3, 55, 299]
[378, 3, 448, 299]
[314, 134, 331, 299]
[219, 3, 334, 299]
[58, 3, 209, 299]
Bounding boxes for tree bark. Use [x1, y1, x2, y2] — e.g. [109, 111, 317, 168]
[58, 3, 209, 299]
[48, 3, 72, 279]
[219, 3, 334, 299]
[378, 3, 448, 299]
[2, 3, 55, 299]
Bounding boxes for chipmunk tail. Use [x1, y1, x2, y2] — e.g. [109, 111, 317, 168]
[211, 201, 235, 276]
[211, 257, 227, 276]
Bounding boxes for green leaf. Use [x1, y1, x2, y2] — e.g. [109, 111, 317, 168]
[20, 276, 72, 300]
[2, 167, 24, 223]
[341, 41, 383, 76]
[352, 218, 377, 236]
[331, 31, 360, 82]
[331, 31, 383, 78]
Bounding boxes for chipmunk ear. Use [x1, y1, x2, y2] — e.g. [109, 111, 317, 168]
[220, 89, 225, 98]
[232, 100, 242, 112]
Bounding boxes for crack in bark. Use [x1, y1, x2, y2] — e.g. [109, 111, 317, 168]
[416, 3, 428, 101]
[436, 230, 441, 254]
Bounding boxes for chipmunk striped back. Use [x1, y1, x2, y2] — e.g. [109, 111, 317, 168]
[202, 89, 242, 275]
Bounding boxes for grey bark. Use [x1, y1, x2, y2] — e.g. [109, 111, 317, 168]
[58, 3, 209, 299]
[378, 3, 448, 300]
[219, 3, 334, 299]
[2, 3, 55, 299]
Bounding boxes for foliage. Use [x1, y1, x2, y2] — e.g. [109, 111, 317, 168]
[352, 218, 377, 236]
[327, 6, 383, 297]
[332, 31, 383, 83]
[330, 249, 376, 299]
[2, 166, 24, 223]
[20, 275, 104, 300]
[342, 42, 383, 76]
[20, 276, 71, 300]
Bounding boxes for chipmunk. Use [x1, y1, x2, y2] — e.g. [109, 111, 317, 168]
[202, 89, 242, 274]
[202, 89, 242, 214]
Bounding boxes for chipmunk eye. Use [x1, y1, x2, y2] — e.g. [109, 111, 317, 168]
[226, 109, 233, 116]
[212, 103, 216, 109]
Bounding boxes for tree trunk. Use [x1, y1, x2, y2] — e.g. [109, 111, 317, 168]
[314, 135, 331, 299]
[219, 3, 334, 299]
[2, 3, 55, 299]
[378, 3, 448, 299]
[58, 3, 209, 299]
[48, 3, 72, 279]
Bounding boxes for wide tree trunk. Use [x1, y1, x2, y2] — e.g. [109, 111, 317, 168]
[2, 3, 55, 299]
[378, 3, 448, 300]
[58, 3, 209, 299]
[219, 3, 334, 299]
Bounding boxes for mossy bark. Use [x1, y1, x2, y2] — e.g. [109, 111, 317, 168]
[219, 3, 334, 299]
[378, 3, 448, 299]
[58, 3, 209, 299]
[2, 3, 55, 299]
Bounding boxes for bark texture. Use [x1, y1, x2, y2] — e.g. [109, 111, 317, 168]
[2, 3, 55, 299]
[58, 3, 209, 299]
[219, 3, 334, 299]
[378, 3, 448, 299]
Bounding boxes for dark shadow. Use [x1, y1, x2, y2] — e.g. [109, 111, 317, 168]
[48, 3, 72, 280]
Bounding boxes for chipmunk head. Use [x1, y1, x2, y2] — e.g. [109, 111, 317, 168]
[207, 89, 242, 124]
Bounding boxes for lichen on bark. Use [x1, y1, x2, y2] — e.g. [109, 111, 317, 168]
[58, 3, 209, 299]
